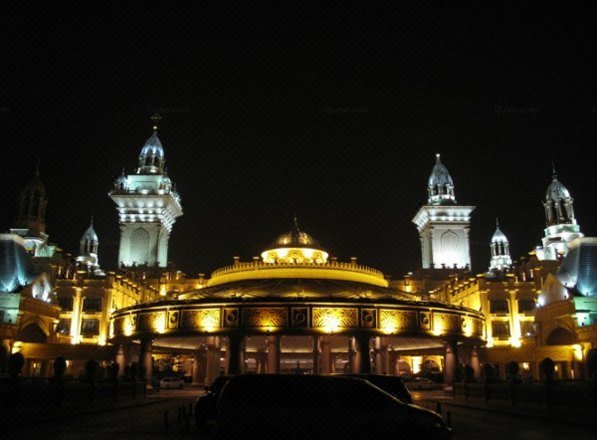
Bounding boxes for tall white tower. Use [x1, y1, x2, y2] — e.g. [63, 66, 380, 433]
[412, 154, 475, 270]
[110, 115, 182, 268]
[537, 167, 582, 260]
[488, 218, 512, 272]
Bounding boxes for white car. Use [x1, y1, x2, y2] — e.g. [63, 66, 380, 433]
[160, 376, 184, 389]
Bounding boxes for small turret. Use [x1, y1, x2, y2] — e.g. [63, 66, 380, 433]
[538, 165, 583, 261]
[76, 217, 103, 275]
[488, 218, 512, 272]
[543, 165, 576, 227]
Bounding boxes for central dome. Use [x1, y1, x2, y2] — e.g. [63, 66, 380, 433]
[274, 225, 321, 248]
[261, 218, 329, 264]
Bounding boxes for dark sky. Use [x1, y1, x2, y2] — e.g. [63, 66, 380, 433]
[1, 3, 596, 278]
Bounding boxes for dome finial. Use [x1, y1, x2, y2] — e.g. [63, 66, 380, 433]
[436, 153, 441, 162]
[150, 113, 162, 132]
[552, 161, 557, 179]
[293, 214, 299, 230]
[90, 215, 94, 227]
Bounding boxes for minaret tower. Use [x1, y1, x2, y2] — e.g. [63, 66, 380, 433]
[539, 165, 582, 260]
[488, 218, 512, 272]
[10, 164, 50, 256]
[110, 115, 183, 268]
[412, 154, 475, 270]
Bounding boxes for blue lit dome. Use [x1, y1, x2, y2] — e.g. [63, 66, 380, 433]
[139, 131, 165, 159]
[0, 235, 39, 293]
[556, 239, 597, 297]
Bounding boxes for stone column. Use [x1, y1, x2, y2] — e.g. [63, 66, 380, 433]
[349, 337, 358, 373]
[191, 348, 204, 386]
[470, 346, 482, 380]
[379, 342, 389, 375]
[444, 339, 458, 387]
[204, 336, 221, 386]
[312, 336, 320, 375]
[115, 344, 129, 378]
[227, 334, 244, 375]
[138, 338, 153, 385]
[266, 336, 280, 374]
[320, 337, 332, 374]
[355, 334, 372, 374]
[256, 349, 267, 374]
[389, 351, 399, 376]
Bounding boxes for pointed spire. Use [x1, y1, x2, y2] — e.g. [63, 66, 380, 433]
[150, 113, 161, 132]
[427, 153, 455, 205]
[496, 217, 499, 227]
[293, 214, 299, 230]
[552, 161, 557, 179]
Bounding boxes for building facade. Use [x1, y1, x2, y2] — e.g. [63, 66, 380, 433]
[2, 123, 596, 386]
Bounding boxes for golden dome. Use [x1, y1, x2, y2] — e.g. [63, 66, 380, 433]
[262, 218, 328, 264]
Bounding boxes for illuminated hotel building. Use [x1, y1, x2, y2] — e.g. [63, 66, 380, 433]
[2, 119, 597, 384]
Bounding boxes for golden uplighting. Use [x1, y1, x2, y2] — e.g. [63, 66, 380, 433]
[573, 344, 583, 361]
[380, 316, 398, 335]
[11, 341, 22, 354]
[321, 313, 341, 334]
[200, 315, 218, 333]
[432, 321, 444, 336]
[154, 313, 167, 334]
[412, 356, 423, 374]
[124, 317, 134, 337]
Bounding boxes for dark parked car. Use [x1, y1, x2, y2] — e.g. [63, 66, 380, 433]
[194, 375, 231, 431]
[215, 374, 450, 440]
[333, 373, 413, 403]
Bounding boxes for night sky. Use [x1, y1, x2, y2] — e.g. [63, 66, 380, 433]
[1, 4, 596, 278]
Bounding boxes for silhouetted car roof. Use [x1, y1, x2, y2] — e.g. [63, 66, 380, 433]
[216, 374, 450, 440]
[332, 373, 413, 403]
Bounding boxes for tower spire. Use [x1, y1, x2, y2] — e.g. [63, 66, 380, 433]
[150, 113, 161, 132]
